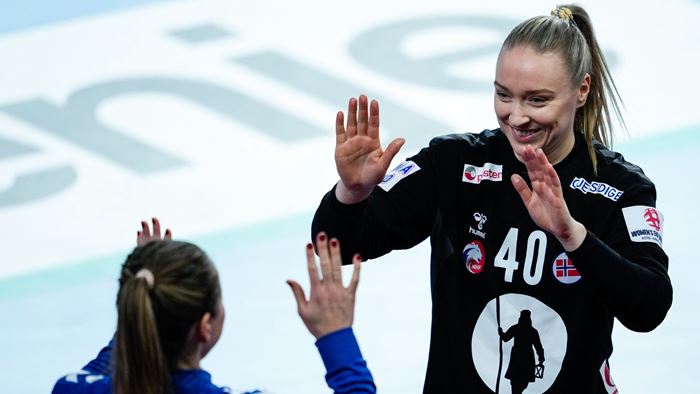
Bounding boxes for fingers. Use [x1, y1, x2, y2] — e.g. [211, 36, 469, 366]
[378, 138, 406, 169]
[305, 242, 320, 286]
[286, 280, 308, 311]
[152, 217, 161, 239]
[164, 229, 172, 240]
[329, 238, 342, 283]
[316, 232, 332, 282]
[346, 98, 358, 138]
[347, 253, 361, 295]
[357, 95, 368, 136]
[511, 174, 533, 205]
[368, 99, 380, 139]
[335, 111, 346, 145]
[141, 220, 151, 238]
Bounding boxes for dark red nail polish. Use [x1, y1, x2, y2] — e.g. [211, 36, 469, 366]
[330, 239, 338, 247]
[319, 233, 326, 241]
[306, 243, 313, 249]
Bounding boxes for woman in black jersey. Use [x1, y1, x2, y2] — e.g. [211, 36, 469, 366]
[312, 4, 672, 393]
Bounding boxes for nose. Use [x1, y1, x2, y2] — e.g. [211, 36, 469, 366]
[508, 102, 529, 127]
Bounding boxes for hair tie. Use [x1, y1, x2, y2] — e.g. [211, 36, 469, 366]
[551, 6, 574, 22]
[135, 268, 155, 289]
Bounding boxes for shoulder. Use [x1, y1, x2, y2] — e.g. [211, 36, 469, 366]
[593, 141, 656, 199]
[428, 128, 505, 150]
[172, 369, 230, 394]
[52, 371, 111, 394]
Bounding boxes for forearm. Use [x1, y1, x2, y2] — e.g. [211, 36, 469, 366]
[316, 328, 376, 394]
[312, 185, 370, 264]
[568, 231, 672, 332]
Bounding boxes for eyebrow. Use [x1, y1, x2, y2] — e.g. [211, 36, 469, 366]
[494, 81, 555, 96]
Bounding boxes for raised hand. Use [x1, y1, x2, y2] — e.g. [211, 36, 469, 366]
[334, 95, 405, 204]
[136, 217, 172, 246]
[510, 147, 586, 251]
[287, 232, 362, 339]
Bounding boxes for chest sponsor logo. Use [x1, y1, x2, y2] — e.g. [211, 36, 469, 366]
[462, 240, 485, 275]
[569, 177, 624, 201]
[622, 205, 664, 247]
[552, 252, 581, 284]
[378, 160, 420, 192]
[469, 212, 487, 239]
[463, 163, 503, 184]
[472, 294, 567, 393]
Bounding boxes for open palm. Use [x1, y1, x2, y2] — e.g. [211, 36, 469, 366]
[334, 95, 405, 203]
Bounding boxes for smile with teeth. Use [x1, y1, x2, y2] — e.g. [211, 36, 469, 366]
[513, 127, 542, 137]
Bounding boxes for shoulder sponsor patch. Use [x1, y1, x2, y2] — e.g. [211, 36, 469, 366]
[378, 160, 420, 192]
[622, 205, 664, 247]
[462, 162, 503, 184]
[569, 177, 624, 201]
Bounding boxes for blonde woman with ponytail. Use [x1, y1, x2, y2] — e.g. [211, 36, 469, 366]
[312, 4, 672, 393]
[53, 219, 376, 393]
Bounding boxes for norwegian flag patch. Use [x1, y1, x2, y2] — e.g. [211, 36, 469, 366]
[552, 252, 581, 284]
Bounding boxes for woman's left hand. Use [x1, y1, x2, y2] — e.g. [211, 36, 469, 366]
[510, 146, 586, 251]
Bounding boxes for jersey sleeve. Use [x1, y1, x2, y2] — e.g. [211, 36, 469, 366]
[568, 183, 672, 332]
[316, 328, 376, 394]
[312, 144, 442, 264]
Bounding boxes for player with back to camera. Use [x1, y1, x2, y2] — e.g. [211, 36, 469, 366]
[311, 4, 672, 393]
[53, 219, 375, 394]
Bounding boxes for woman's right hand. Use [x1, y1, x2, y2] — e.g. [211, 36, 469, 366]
[137, 217, 172, 246]
[334, 95, 405, 204]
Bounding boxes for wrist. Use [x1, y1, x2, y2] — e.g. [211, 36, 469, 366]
[335, 181, 372, 205]
[557, 221, 587, 252]
[313, 322, 352, 340]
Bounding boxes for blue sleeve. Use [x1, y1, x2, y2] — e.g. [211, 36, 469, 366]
[315, 328, 376, 394]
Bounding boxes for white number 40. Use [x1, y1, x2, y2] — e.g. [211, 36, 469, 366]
[494, 228, 547, 285]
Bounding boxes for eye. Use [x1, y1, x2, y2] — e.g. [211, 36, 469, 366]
[529, 96, 549, 105]
[495, 91, 512, 101]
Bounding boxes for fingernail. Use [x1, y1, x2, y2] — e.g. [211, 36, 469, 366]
[330, 239, 338, 247]
[306, 243, 313, 250]
[355, 253, 362, 260]
[319, 233, 326, 241]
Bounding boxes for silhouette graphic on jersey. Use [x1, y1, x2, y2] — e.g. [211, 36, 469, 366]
[499, 310, 545, 394]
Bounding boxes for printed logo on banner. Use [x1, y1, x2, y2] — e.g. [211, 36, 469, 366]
[552, 252, 581, 284]
[378, 161, 420, 192]
[462, 163, 503, 184]
[469, 212, 487, 239]
[569, 177, 624, 201]
[462, 240, 486, 275]
[622, 205, 664, 247]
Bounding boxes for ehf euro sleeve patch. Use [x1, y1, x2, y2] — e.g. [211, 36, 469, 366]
[622, 205, 664, 247]
[378, 160, 420, 192]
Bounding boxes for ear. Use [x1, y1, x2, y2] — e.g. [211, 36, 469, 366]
[577, 73, 591, 108]
[197, 312, 213, 343]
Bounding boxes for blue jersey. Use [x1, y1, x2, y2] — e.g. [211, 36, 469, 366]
[53, 327, 374, 394]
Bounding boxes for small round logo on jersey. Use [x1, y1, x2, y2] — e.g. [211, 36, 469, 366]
[551, 252, 581, 284]
[463, 240, 485, 274]
[464, 166, 477, 181]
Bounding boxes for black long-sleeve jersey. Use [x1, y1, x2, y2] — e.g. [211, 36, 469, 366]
[312, 129, 672, 393]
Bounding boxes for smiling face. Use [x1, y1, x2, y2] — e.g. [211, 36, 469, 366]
[494, 45, 590, 164]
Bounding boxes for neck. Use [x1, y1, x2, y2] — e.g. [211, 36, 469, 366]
[545, 129, 576, 165]
[176, 345, 202, 370]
